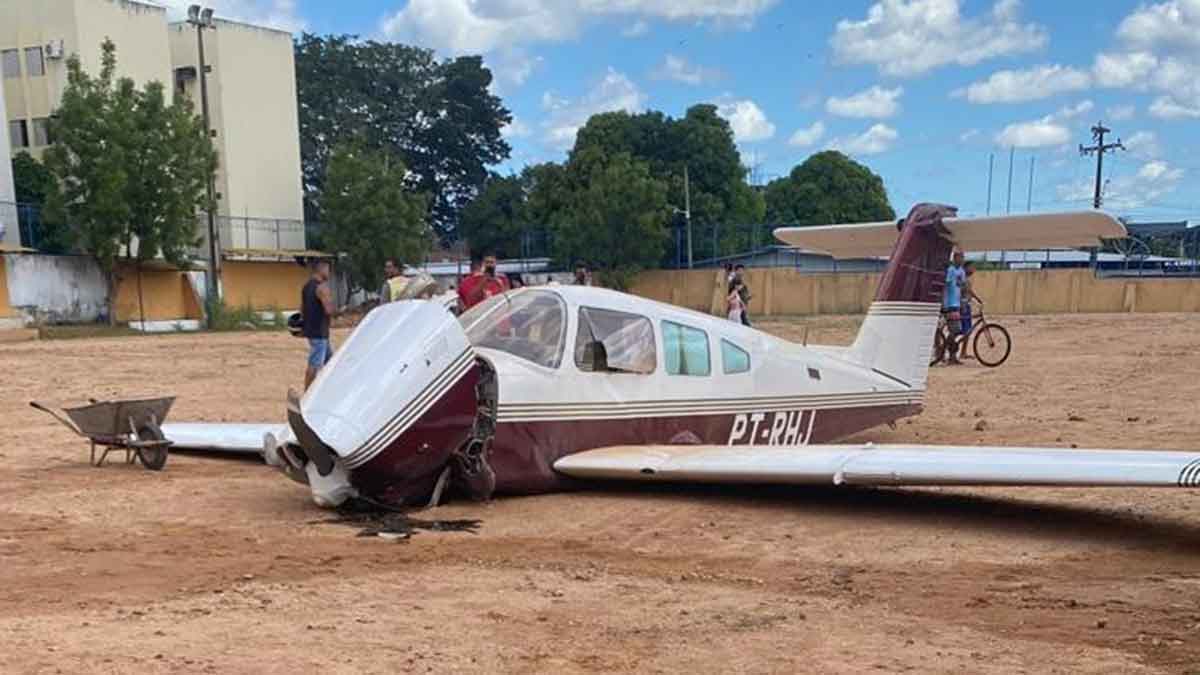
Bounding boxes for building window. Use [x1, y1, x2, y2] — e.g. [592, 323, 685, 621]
[574, 307, 656, 374]
[25, 47, 45, 77]
[663, 321, 711, 376]
[8, 120, 29, 148]
[1, 49, 20, 79]
[31, 118, 51, 146]
[721, 339, 751, 375]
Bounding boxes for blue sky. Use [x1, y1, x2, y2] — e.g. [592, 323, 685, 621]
[171, 0, 1198, 223]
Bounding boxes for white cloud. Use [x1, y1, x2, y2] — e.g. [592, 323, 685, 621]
[1106, 104, 1135, 121]
[1056, 160, 1184, 209]
[501, 117, 531, 140]
[956, 64, 1091, 104]
[830, 0, 1046, 77]
[158, 0, 305, 31]
[788, 121, 826, 147]
[487, 49, 543, 92]
[715, 99, 776, 142]
[1115, 0, 1200, 50]
[622, 20, 650, 37]
[381, 0, 777, 55]
[541, 68, 646, 149]
[652, 54, 721, 86]
[828, 123, 898, 155]
[959, 129, 981, 142]
[825, 85, 903, 118]
[1092, 51, 1159, 88]
[993, 100, 1093, 148]
[1124, 130, 1161, 159]
[1148, 96, 1200, 120]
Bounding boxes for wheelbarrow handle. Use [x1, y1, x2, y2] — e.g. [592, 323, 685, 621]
[29, 401, 86, 437]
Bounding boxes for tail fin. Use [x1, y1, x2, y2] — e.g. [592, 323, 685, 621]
[775, 205, 1125, 387]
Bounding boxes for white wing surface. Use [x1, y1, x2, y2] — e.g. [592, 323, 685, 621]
[554, 444, 1200, 488]
[774, 211, 1127, 259]
[162, 423, 286, 456]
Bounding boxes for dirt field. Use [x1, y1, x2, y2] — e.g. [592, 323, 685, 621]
[2, 313, 1199, 674]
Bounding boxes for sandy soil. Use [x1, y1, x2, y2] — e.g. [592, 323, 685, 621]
[2, 313, 1199, 674]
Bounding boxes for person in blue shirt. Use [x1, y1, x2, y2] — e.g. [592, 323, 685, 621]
[942, 251, 966, 365]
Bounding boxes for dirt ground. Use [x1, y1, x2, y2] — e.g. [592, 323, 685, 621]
[2, 312, 1199, 674]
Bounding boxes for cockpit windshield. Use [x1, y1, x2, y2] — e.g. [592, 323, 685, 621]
[459, 290, 567, 369]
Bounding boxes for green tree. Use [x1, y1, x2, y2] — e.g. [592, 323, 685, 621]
[549, 150, 669, 289]
[458, 174, 527, 259]
[295, 35, 511, 240]
[11, 152, 71, 253]
[43, 40, 216, 324]
[765, 151, 895, 226]
[569, 104, 765, 260]
[321, 143, 429, 295]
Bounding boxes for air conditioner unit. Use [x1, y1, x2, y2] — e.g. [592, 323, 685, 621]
[45, 40, 65, 60]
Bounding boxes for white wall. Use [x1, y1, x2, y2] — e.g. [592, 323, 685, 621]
[4, 253, 109, 322]
[0, 83, 16, 247]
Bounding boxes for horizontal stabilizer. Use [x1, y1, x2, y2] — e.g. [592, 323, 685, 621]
[774, 211, 1126, 258]
[555, 444, 1200, 489]
[162, 422, 285, 456]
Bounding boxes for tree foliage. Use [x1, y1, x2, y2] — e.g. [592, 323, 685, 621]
[42, 40, 215, 324]
[295, 34, 511, 240]
[12, 152, 55, 206]
[458, 174, 527, 259]
[547, 150, 669, 289]
[321, 143, 429, 294]
[765, 151, 895, 226]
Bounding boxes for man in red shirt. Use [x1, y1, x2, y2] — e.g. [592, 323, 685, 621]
[458, 253, 510, 311]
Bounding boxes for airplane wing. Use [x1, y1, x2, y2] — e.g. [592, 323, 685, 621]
[774, 211, 1127, 258]
[162, 422, 286, 457]
[554, 444, 1200, 489]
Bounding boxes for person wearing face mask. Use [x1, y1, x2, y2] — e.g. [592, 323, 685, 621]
[459, 252, 511, 311]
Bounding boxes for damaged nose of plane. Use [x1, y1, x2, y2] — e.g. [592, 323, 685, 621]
[275, 300, 490, 508]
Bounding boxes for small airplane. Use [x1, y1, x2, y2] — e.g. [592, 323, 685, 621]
[164, 203, 1200, 509]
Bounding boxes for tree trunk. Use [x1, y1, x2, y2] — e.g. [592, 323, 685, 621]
[136, 261, 146, 331]
[105, 268, 119, 327]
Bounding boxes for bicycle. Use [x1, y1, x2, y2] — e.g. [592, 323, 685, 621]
[930, 301, 1012, 368]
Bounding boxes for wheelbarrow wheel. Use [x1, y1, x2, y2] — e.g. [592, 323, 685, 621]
[135, 426, 169, 471]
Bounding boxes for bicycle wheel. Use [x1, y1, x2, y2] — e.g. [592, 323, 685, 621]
[973, 323, 1012, 367]
[930, 326, 946, 366]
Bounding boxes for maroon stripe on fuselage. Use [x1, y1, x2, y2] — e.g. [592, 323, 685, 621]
[488, 403, 922, 494]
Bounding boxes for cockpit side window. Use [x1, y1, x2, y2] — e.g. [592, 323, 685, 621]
[462, 290, 566, 369]
[574, 307, 656, 374]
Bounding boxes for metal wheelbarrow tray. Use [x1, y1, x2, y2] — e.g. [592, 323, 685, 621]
[30, 396, 176, 470]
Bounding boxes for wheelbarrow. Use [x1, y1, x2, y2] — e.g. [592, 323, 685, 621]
[30, 396, 176, 470]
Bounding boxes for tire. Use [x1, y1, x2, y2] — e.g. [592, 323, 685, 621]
[135, 425, 169, 471]
[973, 323, 1012, 368]
[930, 327, 946, 366]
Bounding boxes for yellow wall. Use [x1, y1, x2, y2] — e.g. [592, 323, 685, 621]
[0, 257, 19, 318]
[221, 260, 307, 310]
[631, 268, 1200, 317]
[112, 262, 202, 322]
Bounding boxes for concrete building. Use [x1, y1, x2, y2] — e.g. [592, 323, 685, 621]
[1, 0, 305, 251]
[168, 18, 305, 251]
[0, 82, 16, 248]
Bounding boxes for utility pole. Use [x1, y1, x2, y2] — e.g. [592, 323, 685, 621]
[1005, 146, 1015, 214]
[985, 153, 994, 215]
[1079, 121, 1125, 209]
[684, 165, 693, 269]
[1080, 122, 1124, 266]
[1026, 155, 1035, 212]
[188, 4, 220, 310]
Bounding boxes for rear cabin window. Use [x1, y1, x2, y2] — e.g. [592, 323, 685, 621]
[722, 340, 751, 374]
[574, 307, 656, 374]
[662, 321, 711, 376]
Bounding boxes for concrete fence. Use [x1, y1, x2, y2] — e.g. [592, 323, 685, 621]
[630, 268, 1200, 316]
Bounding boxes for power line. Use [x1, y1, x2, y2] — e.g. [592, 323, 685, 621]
[1079, 121, 1125, 209]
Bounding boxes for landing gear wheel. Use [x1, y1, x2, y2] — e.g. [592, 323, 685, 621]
[135, 425, 169, 471]
[973, 324, 1012, 368]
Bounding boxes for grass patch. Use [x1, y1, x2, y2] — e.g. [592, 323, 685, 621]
[38, 324, 144, 341]
[205, 298, 288, 332]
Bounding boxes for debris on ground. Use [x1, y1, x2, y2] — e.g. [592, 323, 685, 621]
[315, 501, 482, 540]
